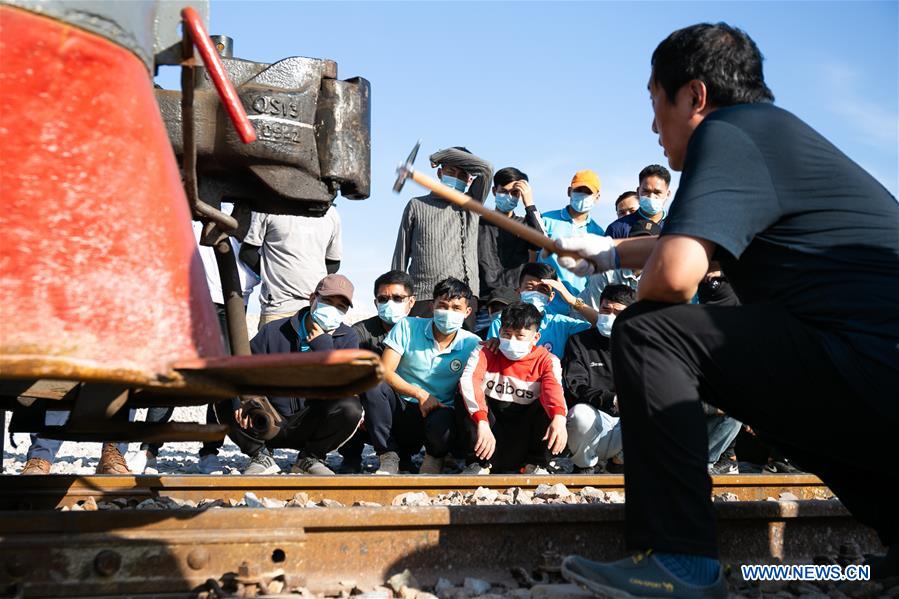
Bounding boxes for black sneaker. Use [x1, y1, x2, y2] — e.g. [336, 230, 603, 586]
[708, 450, 739, 475]
[573, 465, 597, 475]
[764, 459, 803, 474]
[605, 460, 624, 474]
[562, 552, 728, 598]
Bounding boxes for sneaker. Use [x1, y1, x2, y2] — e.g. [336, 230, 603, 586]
[521, 464, 549, 475]
[96, 443, 132, 475]
[562, 552, 728, 599]
[126, 449, 157, 474]
[242, 450, 280, 475]
[21, 457, 51, 475]
[572, 465, 597, 475]
[291, 455, 335, 475]
[375, 451, 400, 475]
[462, 462, 490, 475]
[197, 453, 224, 475]
[605, 459, 625, 474]
[764, 458, 803, 474]
[708, 453, 739, 475]
[419, 453, 445, 474]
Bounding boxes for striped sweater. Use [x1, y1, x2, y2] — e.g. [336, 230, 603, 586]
[391, 148, 492, 298]
[459, 345, 567, 423]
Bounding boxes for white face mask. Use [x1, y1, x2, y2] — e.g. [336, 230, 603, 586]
[596, 313, 616, 337]
[639, 194, 665, 216]
[377, 300, 408, 324]
[520, 290, 549, 312]
[499, 337, 533, 361]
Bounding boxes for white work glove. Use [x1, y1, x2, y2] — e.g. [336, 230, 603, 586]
[554, 235, 618, 276]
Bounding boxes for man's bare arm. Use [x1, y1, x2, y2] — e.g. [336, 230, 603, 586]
[638, 235, 715, 303]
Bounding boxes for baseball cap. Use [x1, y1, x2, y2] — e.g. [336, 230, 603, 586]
[486, 287, 520, 310]
[315, 274, 354, 307]
[628, 219, 662, 238]
[570, 170, 601, 194]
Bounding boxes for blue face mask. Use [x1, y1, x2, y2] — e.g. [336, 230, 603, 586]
[433, 309, 465, 334]
[377, 300, 408, 325]
[494, 192, 519, 213]
[441, 174, 468, 192]
[520, 290, 549, 312]
[310, 299, 345, 331]
[596, 313, 616, 337]
[639, 194, 665, 216]
[570, 191, 595, 213]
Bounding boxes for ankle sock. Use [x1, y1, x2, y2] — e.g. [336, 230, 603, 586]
[655, 552, 720, 586]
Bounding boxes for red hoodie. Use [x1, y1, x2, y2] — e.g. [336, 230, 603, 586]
[458, 344, 567, 423]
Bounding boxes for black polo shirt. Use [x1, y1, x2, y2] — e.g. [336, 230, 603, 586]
[662, 103, 899, 404]
[351, 314, 391, 356]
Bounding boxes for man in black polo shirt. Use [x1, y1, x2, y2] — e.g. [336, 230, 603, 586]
[558, 22, 899, 597]
[228, 274, 364, 476]
[605, 165, 671, 239]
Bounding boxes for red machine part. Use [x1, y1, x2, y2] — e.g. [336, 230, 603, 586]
[180, 6, 256, 144]
[0, 6, 226, 385]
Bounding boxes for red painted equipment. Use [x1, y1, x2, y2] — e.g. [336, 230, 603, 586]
[0, 5, 381, 439]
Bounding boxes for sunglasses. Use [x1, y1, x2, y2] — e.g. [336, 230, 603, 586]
[376, 294, 410, 304]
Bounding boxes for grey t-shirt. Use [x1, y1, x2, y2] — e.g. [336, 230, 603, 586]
[244, 207, 342, 315]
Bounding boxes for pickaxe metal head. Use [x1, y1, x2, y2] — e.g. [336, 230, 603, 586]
[393, 140, 421, 193]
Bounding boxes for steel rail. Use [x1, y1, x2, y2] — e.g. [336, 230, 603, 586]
[0, 473, 830, 510]
[0, 500, 881, 598]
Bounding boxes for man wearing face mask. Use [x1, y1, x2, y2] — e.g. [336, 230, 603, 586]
[606, 164, 671, 239]
[228, 274, 364, 476]
[486, 263, 596, 359]
[536, 170, 605, 314]
[476, 167, 543, 330]
[337, 270, 417, 473]
[458, 302, 568, 475]
[563, 284, 635, 474]
[352, 270, 416, 355]
[392, 147, 493, 331]
[360, 277, 481, 475]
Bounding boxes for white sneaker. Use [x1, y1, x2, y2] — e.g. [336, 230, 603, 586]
[197, 453, 224, 474]
[126, 450, 152, 474]
[462, 463, 490, 475]
[419, 454, 445, 474]
[522, 463, 549, 475]
[144, 453, 158, 474]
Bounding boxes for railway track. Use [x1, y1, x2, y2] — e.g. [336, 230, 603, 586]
[1, 474, 887, 598]
[0, 473, 832, 509]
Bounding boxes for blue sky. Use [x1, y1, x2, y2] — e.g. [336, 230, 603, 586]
[158, 1, 898, 315]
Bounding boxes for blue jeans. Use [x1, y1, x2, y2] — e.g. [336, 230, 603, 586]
[26, 409, 131, 463]
[706, 414, 742, 464]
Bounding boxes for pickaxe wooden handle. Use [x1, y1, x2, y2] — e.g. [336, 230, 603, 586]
[402, 169, 602, 272]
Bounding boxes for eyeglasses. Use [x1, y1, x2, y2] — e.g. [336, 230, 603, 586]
[375, 294, 410, 304]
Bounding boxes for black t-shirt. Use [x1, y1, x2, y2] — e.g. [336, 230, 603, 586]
[662, 103, 899, 399]
[477, 205, 541, 300]
[351, 315, 390, 356]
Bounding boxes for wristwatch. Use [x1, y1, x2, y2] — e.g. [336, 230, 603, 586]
[573, 298, 585, 310]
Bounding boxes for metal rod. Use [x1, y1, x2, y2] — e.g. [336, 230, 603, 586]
[213, 240, 251, 357]
[181, 7, 256, 144]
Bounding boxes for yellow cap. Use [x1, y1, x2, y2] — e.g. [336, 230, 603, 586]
[570, 170, 601, 194]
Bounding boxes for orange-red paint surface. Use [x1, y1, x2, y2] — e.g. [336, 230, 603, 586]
[0, 6, 226, 383]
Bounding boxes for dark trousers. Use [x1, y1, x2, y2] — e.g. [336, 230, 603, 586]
[218, 397, 362, 459]
[612, 301, 899, 557]
[360, 382, 455, 458]
[409, 297, 479, 332]
[456, 398, 551, 472]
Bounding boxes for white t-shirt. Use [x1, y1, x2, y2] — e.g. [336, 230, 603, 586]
[192, 221, 260, 305]
[243, 206, 342, 315]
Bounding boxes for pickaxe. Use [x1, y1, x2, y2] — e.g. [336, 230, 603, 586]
[393, 141, 602, 271]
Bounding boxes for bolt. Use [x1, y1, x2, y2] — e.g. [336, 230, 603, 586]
[94, 550, 121, 577]
[6, 554, 31, 578]
[238, 560, 259, 578]
[187, 547, 210, 570]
